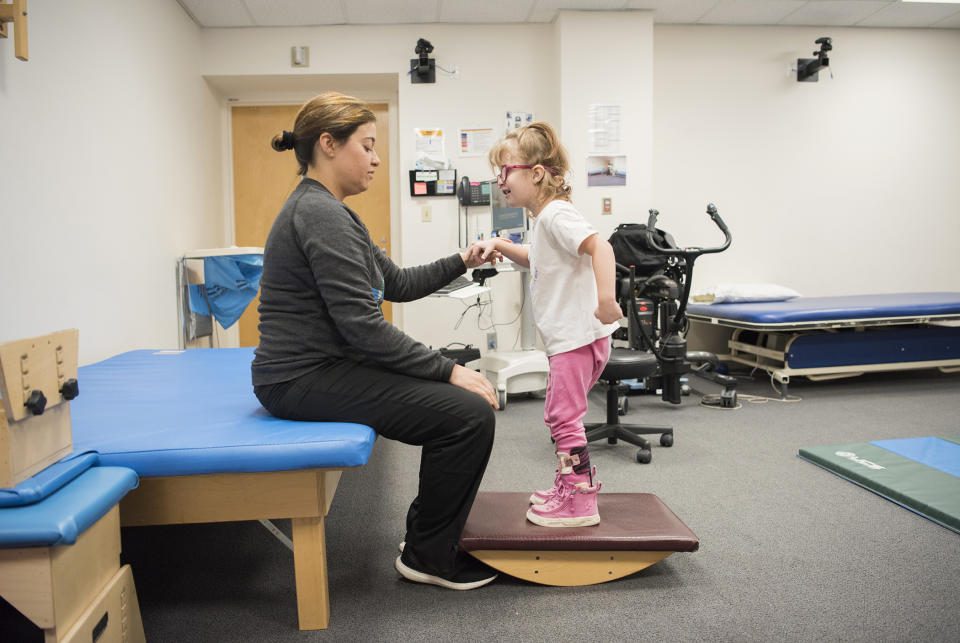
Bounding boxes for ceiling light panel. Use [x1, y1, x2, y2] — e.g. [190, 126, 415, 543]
[178, 0, 254, 27]
[698, 0, 806, 25]
[243, 0, 346, 26]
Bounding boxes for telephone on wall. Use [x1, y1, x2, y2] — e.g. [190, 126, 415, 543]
[457, 176, 491, 206]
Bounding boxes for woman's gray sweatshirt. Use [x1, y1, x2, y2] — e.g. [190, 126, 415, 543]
[252, 178, 464, 386]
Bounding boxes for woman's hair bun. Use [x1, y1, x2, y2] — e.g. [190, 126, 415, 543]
[271, 129, 296, 152]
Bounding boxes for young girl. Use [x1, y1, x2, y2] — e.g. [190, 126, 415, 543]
[469, 122, 621, 527]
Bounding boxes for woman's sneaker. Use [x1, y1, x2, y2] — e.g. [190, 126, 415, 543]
[395, 550, 497, 591]
[526, 481, 601, 527]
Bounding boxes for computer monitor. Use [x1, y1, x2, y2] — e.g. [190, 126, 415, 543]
[491, 182, 526, 235]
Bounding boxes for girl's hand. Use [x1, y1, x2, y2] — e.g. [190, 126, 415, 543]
[595, 297, 623, 324]
[461, 240, 502, 268]
[449, 364, 499, 409]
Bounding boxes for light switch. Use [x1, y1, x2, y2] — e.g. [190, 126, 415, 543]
[291, 46, 310, 68]
[421, 205, 432, 222]
[602, 198, 612, 215]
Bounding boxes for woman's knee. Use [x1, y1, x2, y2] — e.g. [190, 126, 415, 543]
[462, 394, 496, 446]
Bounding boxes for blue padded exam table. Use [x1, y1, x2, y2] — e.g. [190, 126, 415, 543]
[687, 293, 960, 393]
[70, 348, 376, 631]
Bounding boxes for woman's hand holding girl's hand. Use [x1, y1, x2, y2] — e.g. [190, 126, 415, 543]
[595, 296, 623, 325]
[461, 240, 502, 268]
[449, 364, 499, 409]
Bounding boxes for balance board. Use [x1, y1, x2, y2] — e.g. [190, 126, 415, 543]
[460, 492, 699, 585]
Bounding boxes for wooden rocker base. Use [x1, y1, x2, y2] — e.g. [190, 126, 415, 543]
[460, 492, 698, 587]
[468, 549, 674, 586]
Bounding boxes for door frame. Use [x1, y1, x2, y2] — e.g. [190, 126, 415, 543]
[207, 74, 404, 338]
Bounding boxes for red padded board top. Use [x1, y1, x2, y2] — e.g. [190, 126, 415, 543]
[460, 492, 699, 552]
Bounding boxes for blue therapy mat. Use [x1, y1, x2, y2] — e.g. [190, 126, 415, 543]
[871, 437, 960, 478]
[799, 435, 960, 533]
[70, 349, 376, 477]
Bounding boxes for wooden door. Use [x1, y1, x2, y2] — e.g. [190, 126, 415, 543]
[232, 103, 392, 347]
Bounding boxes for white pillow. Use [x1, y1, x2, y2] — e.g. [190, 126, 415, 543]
[692, 283, 801, 304]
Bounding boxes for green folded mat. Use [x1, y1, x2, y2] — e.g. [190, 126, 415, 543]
[799, 438, 960, 534]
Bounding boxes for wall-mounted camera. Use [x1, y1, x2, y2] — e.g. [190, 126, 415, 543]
[411, 38, 436, 84]
[797, 37, 832, 82]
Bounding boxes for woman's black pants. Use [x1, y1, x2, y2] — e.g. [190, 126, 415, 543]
[254, 359, 495, 577]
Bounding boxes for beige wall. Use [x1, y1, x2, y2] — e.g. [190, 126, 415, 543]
[201, 22, 559, 351]
[199, 13, 658, 351]
[653, 25, 960, 295]
[0, 0, 224, 365]
[2, 8, 957, 364]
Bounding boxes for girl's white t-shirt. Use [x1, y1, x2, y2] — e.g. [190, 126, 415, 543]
[528, 200, 619, 356]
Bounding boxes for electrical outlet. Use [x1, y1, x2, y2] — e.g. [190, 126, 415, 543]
[602, 197, 612, 215]
[421, 205, 432, 222]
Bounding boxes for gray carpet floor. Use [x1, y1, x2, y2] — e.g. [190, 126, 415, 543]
[4, 368, 959, 641]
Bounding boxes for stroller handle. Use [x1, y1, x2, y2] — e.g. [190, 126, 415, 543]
[645, 204, 732, 257]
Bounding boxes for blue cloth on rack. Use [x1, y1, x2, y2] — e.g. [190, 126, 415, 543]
[187, 254, 263, 329]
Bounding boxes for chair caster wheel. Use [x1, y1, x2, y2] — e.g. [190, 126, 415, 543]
[636, 449, 652, 464]
[607, 437, 618, 445]
[660, 433, 673, 447]
[617, 397, 628, 416]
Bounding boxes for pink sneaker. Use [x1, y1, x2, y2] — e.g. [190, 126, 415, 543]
[529, 469, 561, 505]
[525, 481, 601, 527]
[529, 465, 598, 505]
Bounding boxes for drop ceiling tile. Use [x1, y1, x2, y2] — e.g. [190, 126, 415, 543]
[858, 2, 960, 27]
[347, 0, 440, 24]
[627, 0, 722, 24]
[440, 0, 535, 23]
[527, 1, 632, 23]
[178, 0, 254, 27]
[931, 8, 960, 28]
[779, 1, 892, 27]
[699, 0, 807, 25]
[243, 0, 346, 26]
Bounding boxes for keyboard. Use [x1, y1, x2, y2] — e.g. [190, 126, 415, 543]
[435, 274, 475, 295]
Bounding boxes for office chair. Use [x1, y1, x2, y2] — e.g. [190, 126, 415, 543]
[584, 347, 674, 464]
[585, 205, 733, 464]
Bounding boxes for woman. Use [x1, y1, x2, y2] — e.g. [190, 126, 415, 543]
[252, 92, 499, 590]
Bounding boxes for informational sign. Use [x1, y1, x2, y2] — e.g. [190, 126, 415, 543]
[414, 128, 449, 169]
[505, 111, 533, 133]
[459, 127, 496, 157]
[588, 104, 622, 156]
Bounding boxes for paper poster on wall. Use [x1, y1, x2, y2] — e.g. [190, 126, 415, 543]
[414, 128, 449, 169]
[505, 111, 533, 133]
[586, 155, 627, 187]
[437, 169, 457, 194]
[459, 127, 496, 157]
[588, 104, 622, 156]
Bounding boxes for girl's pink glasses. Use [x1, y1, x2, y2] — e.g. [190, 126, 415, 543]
[497, 164, 558, 183]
